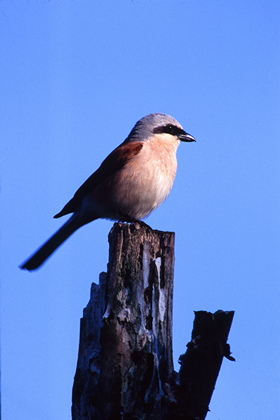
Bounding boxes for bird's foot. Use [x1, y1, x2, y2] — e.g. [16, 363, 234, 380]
[117, 216, 152, 230]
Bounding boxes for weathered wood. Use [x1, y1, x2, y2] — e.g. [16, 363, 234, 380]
[72, 222, 176, 419]
[176, 310, 235, 420]
[72, 223, 234, 420]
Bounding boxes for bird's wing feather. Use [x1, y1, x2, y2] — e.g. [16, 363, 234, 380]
[54, 141, 143, 218]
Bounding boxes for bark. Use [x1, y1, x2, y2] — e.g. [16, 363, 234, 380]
[72, 223, 234, 420]
[175, 310, 235, 419]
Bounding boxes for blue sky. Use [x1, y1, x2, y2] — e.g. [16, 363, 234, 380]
[1, 1, 280, 419]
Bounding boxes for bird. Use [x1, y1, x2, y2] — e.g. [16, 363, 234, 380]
[20, 113, 195, 271]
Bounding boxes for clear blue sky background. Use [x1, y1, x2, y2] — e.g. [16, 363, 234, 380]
[1, 1, 279, 419]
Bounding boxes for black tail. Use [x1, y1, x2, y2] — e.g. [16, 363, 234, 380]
[20, 214, 84, 271]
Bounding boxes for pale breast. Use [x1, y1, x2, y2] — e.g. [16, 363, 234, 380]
[89, 136, 179, 220]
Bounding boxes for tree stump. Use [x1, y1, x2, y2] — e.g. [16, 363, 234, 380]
[72, 223, 234, 420]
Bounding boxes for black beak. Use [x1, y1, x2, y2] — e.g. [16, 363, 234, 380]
[179, 132, 196, 142]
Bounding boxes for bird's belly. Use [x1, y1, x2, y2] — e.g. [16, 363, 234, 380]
[115, 172, 173, 219]
[90, 159, 177, 221]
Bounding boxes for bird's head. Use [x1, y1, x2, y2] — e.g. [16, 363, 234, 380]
[126, 113, 196, 144]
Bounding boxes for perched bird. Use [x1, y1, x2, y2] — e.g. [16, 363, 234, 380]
[20, 113, 195, 271]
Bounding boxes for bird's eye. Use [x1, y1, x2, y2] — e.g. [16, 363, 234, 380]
[153, 124, 186, 136]
[166, 125, 174, 133]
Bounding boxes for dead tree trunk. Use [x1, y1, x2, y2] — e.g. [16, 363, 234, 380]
[72, 223, 234, 420]
[175, 310, 235, 419]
